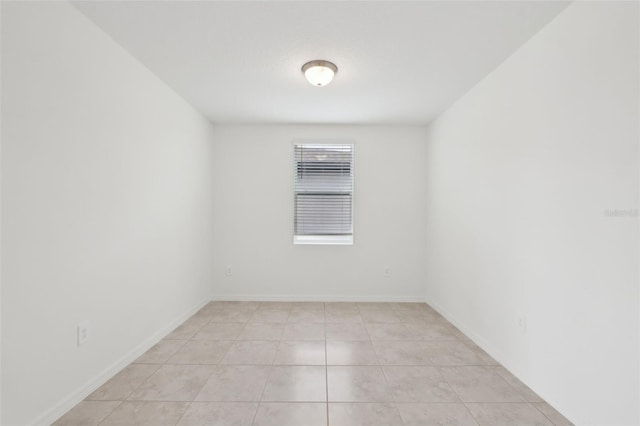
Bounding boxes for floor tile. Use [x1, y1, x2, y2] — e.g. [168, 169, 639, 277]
[282, 323, 325, 340]
[176, 402, 258, 426]
[193, 307, 220, 319]
[134, 340, 186, 364]
[439, 366, 525, 402]
[287, 310, 325, 323]
[274, 341, 326, 365]
[329, 402, 403, 425]
[327, 366, 394, 402]
[382, 366, 459, 402]
[462, 341, 498, 364]
[209, 310, 254, 323]
[326, 323, 370, 340]
[258, 302, 295, 310]
[466, 402, 554, 425]
[358, 302, 394, 311]
[396, 403, 478, 426]
[55, 301, 570, 426]
[325, 302, 359, 312]
[389, 302, 429, 311]
[262, 366, 327, 402]
[100, 401, 189, 426]
[200, 302, 226, 311]
[221, 340, 279, 365]
[325, 311, 364, 323]
[366, 323, 416, 340]
[250, 309, 290, 323]
[492, 367, 543, 402]
[237, 323, 284, 340]
[166, 317, 209, 340]
[533, 402, 574, 426]
[128, 364, 215, 401]
[87, 364, 160, 400]
[189, 311, 216, 324]
[197, 302, 227, 313]
[447, 325, 471, 341]
[394, 310, 441, 324]
[192, 322, 245, 340]
[422, 341, 486, 365]
[404, 322, 459, 340]
[326, 340, 379, 365]
[373, 341, 432, 365]
[167, 340, 233, 364]
[165, 323, 200, 341]
[195, 365, 270, 401]
[360, 310, 402, 323]
[52, 401, 121, 426]
[252, 402, 327, 426]
[290, 302, 325, 311]
[212, 301, 260, 311]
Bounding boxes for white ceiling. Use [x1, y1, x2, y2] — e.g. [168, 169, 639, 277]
[73, 1, 569, 125]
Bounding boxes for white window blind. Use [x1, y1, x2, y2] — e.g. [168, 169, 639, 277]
[293, 143, 354, 245]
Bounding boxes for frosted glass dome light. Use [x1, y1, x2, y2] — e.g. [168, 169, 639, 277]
[302, 60, 338, 87]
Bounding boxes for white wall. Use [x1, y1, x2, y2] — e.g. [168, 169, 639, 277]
[212, 125, 427, 301]
[1, 2, 216, 425]
[423, 2, 639, 425]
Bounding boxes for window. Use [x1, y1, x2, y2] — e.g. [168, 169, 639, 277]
[293, 143, 354, 245]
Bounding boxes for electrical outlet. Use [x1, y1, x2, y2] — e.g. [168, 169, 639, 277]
[225, 265, 232, 276]
[78, 321, 91, 346]
[384, 267, 392, 277]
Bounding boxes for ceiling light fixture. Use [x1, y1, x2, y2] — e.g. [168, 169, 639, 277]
[302, 60, 338, 87]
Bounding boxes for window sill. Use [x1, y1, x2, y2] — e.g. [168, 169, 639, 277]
[294, 235, 353, 245]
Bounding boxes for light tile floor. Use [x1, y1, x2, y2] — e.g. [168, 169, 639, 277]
[54, 302, 574, 426]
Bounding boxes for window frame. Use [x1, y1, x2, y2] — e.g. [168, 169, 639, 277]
[292, 140, 355, 245]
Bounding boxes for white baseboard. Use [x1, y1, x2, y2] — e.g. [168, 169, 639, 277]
[30, 294, 515, 426]
[423, 294, 509, 368]
[210, 294, 427, 303]
[31, 297, 211, 426]
[423, 294, 576, 424]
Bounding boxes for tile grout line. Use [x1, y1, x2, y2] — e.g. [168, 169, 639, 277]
[88, 399, 558, 404]
[324, 303, 330, 426]
[95, 400, 123, 426]
[459, 401, 482, 426]
[92, 304, 224, 425]
[436, 365, 479, 426]
[250, 362, 273, 424]
[367, 325, 406, 426]
[249, 305, 290, 425]
[531, 402, 561, 426]
[181, 308, 246, 423]
[172, 401, 193, 426]
[64, 302, 568, 425]
[171, 318, 223, 425]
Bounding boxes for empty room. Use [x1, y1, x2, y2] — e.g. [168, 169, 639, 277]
[1, 1, 638, 425]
